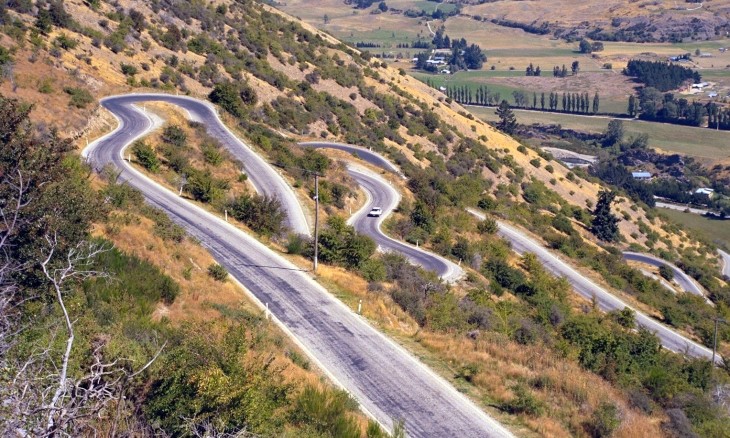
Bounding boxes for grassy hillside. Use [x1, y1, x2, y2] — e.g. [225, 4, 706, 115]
[2, 0, 730, 436]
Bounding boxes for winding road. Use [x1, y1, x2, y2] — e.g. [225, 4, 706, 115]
[298, 141, 722, 363]
[296, 141, 463, 282]
[347, 165, 463, 283]
[622, 251, 705, 298]
[467, 210, 720, 363]
[84, 95, 514, 437]
[94, 94, 310, 236]
[720, 249, 730, 278]
[299, 141, 405, 178]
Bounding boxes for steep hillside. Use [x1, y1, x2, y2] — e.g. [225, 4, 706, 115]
[2, 0, 730, 436]
[0, 0, 709, 251]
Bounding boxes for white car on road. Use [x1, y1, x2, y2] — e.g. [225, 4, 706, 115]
[368, 207, 383, 217]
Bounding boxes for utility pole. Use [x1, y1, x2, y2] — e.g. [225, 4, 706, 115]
[271, 163, 322, 272]
[712, 317, 727, 366]
[313, 173, 319, 273]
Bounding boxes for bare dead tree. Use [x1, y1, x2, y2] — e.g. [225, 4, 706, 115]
[40, 234, 110, 433]
[0, 227, 165, 436]
[181, 417, 260, 438]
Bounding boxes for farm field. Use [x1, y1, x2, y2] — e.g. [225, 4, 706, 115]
[660, 209, 730, 251]
[279, 1, 730, 116]
[412, 70, 631, 114]
[469, 106, 730, 161]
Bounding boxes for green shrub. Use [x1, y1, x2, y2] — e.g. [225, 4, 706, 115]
[201, 141, 224, 165]
[120, 62, 138, 76]
[611, 307, 636, 328]
[290, 386, 360, 438]
[53, 33, 77, 50]
[478, 196, 497, 211]
[360, 258, 386, 281]
[552, 214, 574, 235]
[207, 263, 228, 281]
[0, 46, 13, 68]
[185, 168, 228, 203]
[659, 264, 674, 281]
[158, 275, 180, 304]
[316, 216, 376, 269]
[63, 86, 94, 108]
[37, 78, 54, 94]
[87, 245, 180, 307]
[287, 350, 311, 370]
[455, 362, 481, 383]
[529, 158, 541, 168]
[286, 233, 310, 255]
[502, 385, 543, 416]
[477, 217, 498, 234]
[153, 214, 186, 243]
[131, 140, 159, 172]
[161, 125, 187, 147]
[209, 80, 257, 117]
[586, 402, 621, 437]
[227, 193, 286, 237]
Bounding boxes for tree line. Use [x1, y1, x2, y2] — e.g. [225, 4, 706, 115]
[355, 41, 381, 48]
[427, 81, 600, 115]
[526, 62, 580, 77]
[629, 87, 730, 130]
[624, 59, 701, 92]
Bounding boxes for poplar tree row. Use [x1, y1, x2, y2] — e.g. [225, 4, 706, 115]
[424, 80, 601, 115]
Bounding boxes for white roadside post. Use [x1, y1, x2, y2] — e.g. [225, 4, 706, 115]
[313, 173, 319, 273]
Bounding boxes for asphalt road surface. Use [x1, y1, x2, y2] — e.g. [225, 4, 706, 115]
[295, 142, 462, 282]
[468, 209, 719, 364]
[84, 99, 514, 437]
[95, 94, 310, 236]
[295, 142, 721, 363]
[299, 141, 405, 178]
[719, 249, 730, 278]
[346, 166, 463, 283]
[622, 252, 705, 298]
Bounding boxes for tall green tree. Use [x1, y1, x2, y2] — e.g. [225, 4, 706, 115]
[602, 119, 625, 147]
[579, 39, 593, 54]
[496, 100, 517, 134]
[590, 191, 620, 242]
[592, 92, 600, 114]
[627, 95, 637, 117]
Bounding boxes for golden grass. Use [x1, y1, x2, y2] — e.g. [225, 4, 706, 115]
[413, 331, 664, 437]
[5, 2, 717, 433]
[93, 191, 368, 422]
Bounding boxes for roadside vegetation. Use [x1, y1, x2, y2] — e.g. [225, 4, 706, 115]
[3, 0, 730, 436]
[0, 95, 381, 436]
